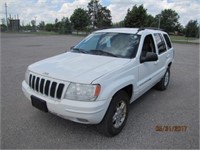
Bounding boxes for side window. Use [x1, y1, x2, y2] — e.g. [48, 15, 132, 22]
[154, 33, 167, 54]
[163, 34, 172, 49]
[141, 34, 156, 57]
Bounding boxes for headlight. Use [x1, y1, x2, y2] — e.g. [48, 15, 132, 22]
[64, 83, 101, 101]
[25, 69, 30, 84]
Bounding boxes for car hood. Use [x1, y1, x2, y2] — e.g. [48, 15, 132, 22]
[29, 52, 131, 83]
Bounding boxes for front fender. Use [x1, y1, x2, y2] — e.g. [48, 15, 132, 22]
[92, 59, 139, 103]
[96, 75, 136, 101]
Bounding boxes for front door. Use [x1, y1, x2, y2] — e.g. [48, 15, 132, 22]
[138, 34, 158, 94]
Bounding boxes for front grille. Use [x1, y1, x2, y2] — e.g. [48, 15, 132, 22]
[28, 74, 65, 99]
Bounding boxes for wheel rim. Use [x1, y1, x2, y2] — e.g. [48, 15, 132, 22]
[164, 71, 169, 86]
[112, 100, 127, 129]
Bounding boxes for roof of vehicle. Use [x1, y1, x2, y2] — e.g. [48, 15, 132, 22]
[95, 28, 167, 35]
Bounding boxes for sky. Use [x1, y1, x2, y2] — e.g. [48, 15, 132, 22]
[0, 0, 200, 27]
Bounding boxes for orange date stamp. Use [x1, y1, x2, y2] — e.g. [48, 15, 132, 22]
[155, 125, 187, 132]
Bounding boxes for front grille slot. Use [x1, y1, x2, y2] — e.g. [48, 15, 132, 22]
[32, 76, 36, 90]
[29, 74, 32, 87]
[28, 74, 65, 99]
[50, 82, 57, 97]
[45, 80, 50, 96]
[40, 79, 45, 94]
[35, 77, 40, 92]
[57, 84, 64, 99]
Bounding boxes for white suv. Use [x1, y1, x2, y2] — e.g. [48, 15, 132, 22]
[22, 28, 174, 136]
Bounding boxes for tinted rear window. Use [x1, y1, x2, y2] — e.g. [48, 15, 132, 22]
[154, 33, 167, 54]
[163, 34, 172, 49]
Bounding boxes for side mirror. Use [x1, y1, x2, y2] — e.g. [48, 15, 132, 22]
[140, 52, 158, 63]
[65, 46, 74, 53]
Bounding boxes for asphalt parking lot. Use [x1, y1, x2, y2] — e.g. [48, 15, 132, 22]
[1, 33, 199, 149]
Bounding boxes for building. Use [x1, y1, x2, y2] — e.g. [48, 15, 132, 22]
[8, 19, 20, 31]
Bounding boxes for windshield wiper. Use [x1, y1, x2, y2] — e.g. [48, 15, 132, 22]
[72, 48, 88, 54]
[89, 49, 118, 57]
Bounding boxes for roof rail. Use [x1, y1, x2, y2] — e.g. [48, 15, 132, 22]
[136, 27, 164, 34]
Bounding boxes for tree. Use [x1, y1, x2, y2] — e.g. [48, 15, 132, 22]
[124, 5, 148, 27]
[87, 0, 112, 28]
[185, 20, 199, 38]
[113, 21, 125, 27]
[59, 17, 72, 34]
[31, 20, 36, 31]
[145, 14, 157, 27]
[156, 9, 180, 33]
[54, 18, 61, 32]
[24, 24, 32, 30]
[174, 22, 184, 34]
[38, 21, 45, 31]
[45, 23, 54, 32]
[0, 24, 7, 32]
[70, 8, 90, 31]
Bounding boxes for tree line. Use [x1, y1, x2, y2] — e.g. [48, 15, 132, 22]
[115, 5, 199, 38]
[21, 0, 112, 34]
[1, 0, 199, 38]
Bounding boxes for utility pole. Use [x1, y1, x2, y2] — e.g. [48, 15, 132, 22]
[158, 14, 161, 29]
[92, 0, 98, 30]
[5, 3, 8, 30]
[34, 16, 37, 31]
[92, 1, 95, 30]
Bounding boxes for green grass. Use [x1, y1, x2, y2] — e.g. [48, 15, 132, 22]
[170, 35, 199, 44]
[3, 31, 60, 35]
[170, 35, 198, 41]
[23, 31, 60, 35]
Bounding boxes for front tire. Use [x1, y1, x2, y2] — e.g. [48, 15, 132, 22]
[155, 67, 170, 91]
[98, 91, 129, 137]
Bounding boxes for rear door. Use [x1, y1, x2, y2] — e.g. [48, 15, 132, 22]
[153, 33, 168, 79]
[163, 33, 174, 62]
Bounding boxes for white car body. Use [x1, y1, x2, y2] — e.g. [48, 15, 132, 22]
[22, 28, 174, 125]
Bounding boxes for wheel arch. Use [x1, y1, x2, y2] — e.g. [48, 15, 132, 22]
[168, 62, 172, 68]
[113, 84, 133, 102]
[97, 74, 136, 101]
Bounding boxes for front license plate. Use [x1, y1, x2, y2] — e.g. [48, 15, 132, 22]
[31, 95, 48, 112]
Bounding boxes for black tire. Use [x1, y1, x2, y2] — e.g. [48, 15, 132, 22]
[155, 67, 170, 91]
[98, 91, 129, 137]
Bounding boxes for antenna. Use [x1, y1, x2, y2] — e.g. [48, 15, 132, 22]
[135, 28, 145, 34]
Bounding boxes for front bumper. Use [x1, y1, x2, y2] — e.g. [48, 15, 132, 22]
[22, 81, 110, 124]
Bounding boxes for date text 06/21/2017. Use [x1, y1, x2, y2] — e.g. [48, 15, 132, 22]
[155, 125, 187, 132]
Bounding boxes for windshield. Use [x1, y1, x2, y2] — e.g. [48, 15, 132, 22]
[72, 32, 141, 58]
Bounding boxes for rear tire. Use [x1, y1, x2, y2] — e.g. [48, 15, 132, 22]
[98, 91, 129, 137]
[155, 67, 170, 91]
